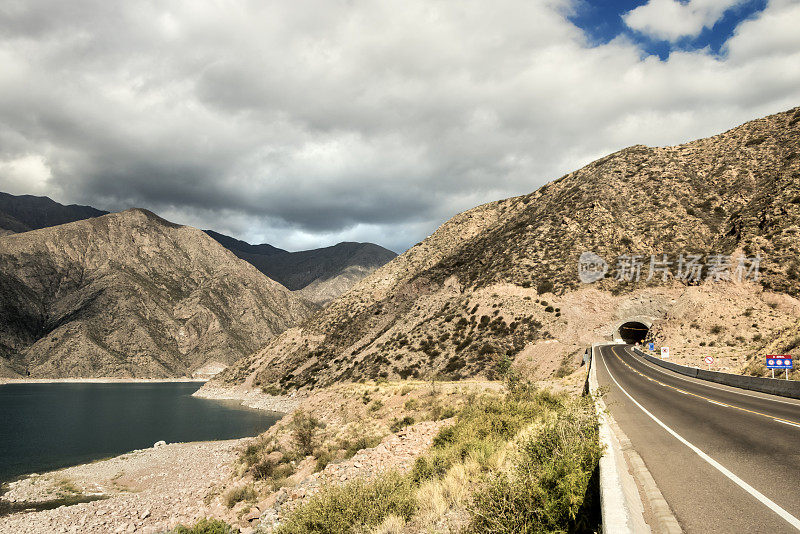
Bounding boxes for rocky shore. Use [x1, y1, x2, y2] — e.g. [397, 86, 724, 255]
[192, 384, 301, 413]
[0, 382, 488, 533]
[0, 440, 242, 533]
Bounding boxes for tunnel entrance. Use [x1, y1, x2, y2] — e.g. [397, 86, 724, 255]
[617, 321, 649, 344]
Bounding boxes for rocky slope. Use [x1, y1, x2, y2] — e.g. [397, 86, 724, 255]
[0, 192, 107, 234]
[0, 209, 313, 378]
[204, 231, 397, 304]
[207, 106, 800, 391]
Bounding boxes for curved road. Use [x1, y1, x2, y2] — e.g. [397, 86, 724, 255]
[595, 344, 800, 533]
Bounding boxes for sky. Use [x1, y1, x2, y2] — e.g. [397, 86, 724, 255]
[1, 0, 799, 253]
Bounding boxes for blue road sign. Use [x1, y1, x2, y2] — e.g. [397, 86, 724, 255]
[766, 356, 793, 369]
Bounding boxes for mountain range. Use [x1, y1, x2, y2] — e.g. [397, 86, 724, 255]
[203, 230, 396, 303]
[0, 193, 396, 304]
[0, 192, 396, 377]
[0, 209, 313, 378]
[208, 106, 800, 391]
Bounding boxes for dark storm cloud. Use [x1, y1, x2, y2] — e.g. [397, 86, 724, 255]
[1, 0, 799, 251]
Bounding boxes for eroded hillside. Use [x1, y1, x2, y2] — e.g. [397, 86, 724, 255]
[210, 107, 800, 391]
[0, 209, 314, 378]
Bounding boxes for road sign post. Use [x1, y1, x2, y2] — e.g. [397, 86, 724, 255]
[766, 355, 793, 380]
[661, 346, 669, 359]
[704, 355, 714, 370]
[648, 342, 655, 352]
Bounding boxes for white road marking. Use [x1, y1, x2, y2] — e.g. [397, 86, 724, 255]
[624, 347, 800, 408]
[599, 348, 800, 531]
[708, 400, 728, 407]
[775, 419, 800, 429]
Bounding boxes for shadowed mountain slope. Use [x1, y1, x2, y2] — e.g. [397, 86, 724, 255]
[0, 192, 108, 235]
[204, 232, 397, 303]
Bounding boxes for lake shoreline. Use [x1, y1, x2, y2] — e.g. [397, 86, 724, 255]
[0, 438, 248, 533]
[0, 377, 208, 385]
[192, 382, 301, 413]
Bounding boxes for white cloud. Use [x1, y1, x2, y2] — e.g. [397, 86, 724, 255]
[623, 0, 746, 41]
[0, 155, 52, 196]
[0, 0, 798, 252]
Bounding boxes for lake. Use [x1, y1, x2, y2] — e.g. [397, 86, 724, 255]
[0, 382, 280, 483]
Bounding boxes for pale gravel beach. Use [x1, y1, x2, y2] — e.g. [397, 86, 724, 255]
[0, 439, 244, 534]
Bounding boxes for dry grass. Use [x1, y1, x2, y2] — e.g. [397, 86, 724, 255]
[276, 387, 600, 533]
[371, 515, 406, 534]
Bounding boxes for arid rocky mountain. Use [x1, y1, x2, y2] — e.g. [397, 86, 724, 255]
[0, 209, 314, 378]
[209, 106, 800, 392]
[204, 231, 397, 303]
[0, 192, 108, 236]
[0, 193, 395, 305]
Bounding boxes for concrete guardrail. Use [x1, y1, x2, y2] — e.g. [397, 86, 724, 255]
[632, 347, 800, 400]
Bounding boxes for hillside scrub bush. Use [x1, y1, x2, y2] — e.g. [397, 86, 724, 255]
[275, 386, 599, 533]
[344, 434, 383, 459]
[224, 485, 256, 508]
[390, 416, 416, 433]
[291, 411, 322, 456]
[469, 396, 601, 533]
[536, 280, 554, 295]
[412, 390, 558, 483]
[275, 472, 417, 534]
[171, 518, 236, 534]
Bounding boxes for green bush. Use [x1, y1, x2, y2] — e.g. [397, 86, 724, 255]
[412, 390, 554, 483]
[224, 485, 256, 508]
[344, 435, 382, 459]
[276, 388, 600, 534]
[536, 280, 554, 295]
[291, 411, 322, 456]
[171, 518, 236, 534]
[469, 397, 602, 533]
[390, 415, 416, 433]
[275, 472, 417, 534]
[261, 385, 283, 396]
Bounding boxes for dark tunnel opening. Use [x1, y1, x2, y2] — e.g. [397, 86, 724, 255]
[618, 321, 649, 344]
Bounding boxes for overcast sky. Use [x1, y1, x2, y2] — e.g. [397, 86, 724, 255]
[1, 0, 799, 252]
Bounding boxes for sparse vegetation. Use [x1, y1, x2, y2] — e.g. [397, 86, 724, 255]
[224, 485, 256, 508]
[275, 472, 417, 534]
[275, 388, 600, 533]
[291, 411, 322, 456]
[171, 519, 236, 534]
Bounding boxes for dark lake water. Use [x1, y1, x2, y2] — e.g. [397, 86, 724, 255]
[0, 382, 280, 483]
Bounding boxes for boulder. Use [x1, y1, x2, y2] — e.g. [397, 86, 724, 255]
[243, 506, 261, 522]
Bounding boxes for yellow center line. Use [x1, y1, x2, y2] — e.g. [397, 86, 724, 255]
[608, 346, 800, 429]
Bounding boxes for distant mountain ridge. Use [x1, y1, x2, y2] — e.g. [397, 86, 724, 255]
[203, 232, 397, 303]
[0, 192, 107, 235]
[0, 192, 397, 304]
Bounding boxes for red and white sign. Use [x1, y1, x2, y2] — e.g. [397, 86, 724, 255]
[660, 347, 669, 359]
[704, 356, 714, 365]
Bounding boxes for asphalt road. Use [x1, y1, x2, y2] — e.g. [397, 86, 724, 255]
[595, 344, 800, 533]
